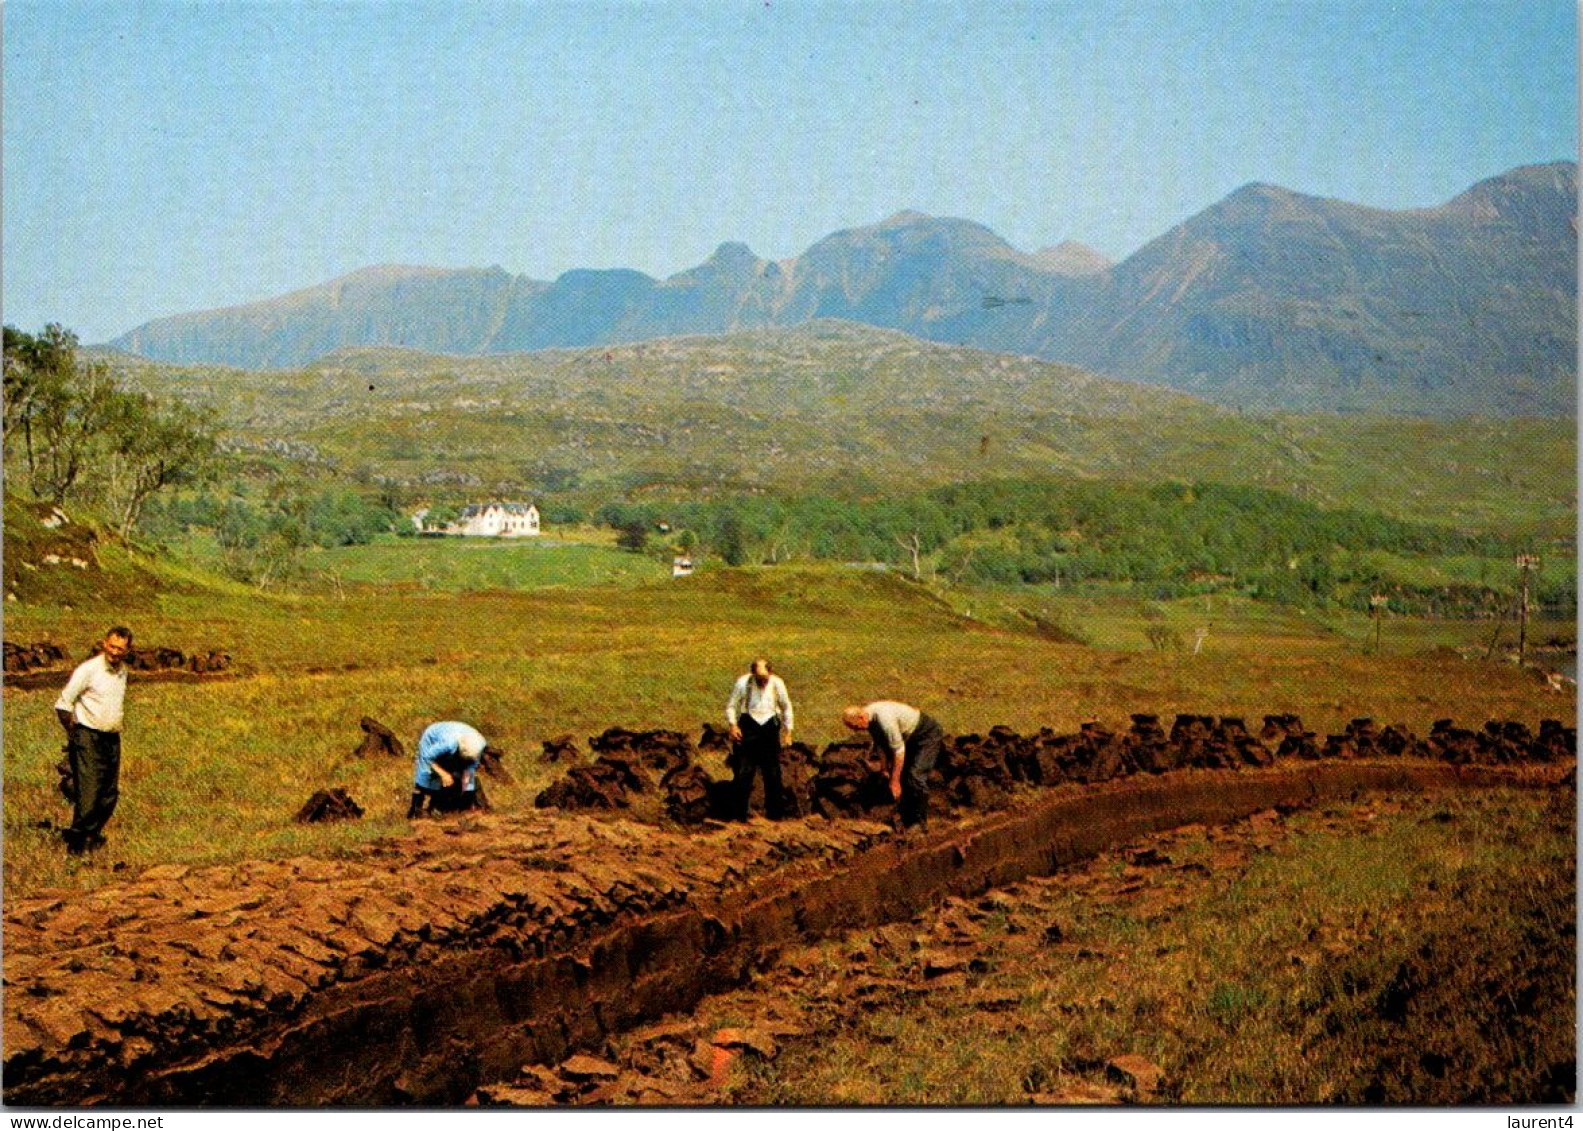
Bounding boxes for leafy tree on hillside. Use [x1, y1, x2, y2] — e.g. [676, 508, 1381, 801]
[616, 518, 651, 554]
[100, 393, 219, 536]
[4, 324, 219, 525]
[4, 325, 122, 503]
[715, 510, 748, 566]
[423, 503, 460, 531]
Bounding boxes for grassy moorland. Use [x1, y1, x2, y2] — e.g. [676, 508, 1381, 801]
[717, 786, 1574, 1104]
[100, 327, 1578, 537]
[2, 550, 1572, 900]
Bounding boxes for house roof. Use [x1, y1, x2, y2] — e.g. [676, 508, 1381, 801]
[458, 502, 538, 518]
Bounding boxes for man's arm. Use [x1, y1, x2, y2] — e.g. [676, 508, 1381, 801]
[869, 714, 907, 799]
[416, 737, 454, 788]
[886, 747, 905, 799]
[726, 676, 746, 740]
[776, 678, 794, 737]
[53, 662, 90, 736]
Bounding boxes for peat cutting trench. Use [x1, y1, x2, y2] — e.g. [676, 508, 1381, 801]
[3, 739, 1571, 1106]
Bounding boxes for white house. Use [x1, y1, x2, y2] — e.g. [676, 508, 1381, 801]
[444, 503, 541, 537]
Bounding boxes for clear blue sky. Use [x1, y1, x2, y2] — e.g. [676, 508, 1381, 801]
[4, 0, 1576, 342]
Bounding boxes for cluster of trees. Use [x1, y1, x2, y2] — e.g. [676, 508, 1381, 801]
[141, 487, 403, 585]
[142, 487, 400, 548]
[596, 494, 956, 570]
[4, 325, 217, 535]
[597, 479, 1549, 611]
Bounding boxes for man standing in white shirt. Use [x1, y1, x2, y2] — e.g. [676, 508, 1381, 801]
[53, 626, 132, 856]
[841, 700, 945, 830]
[724, 658, 795, 820]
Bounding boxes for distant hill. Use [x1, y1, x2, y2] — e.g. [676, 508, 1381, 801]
[108, 163, 1577, 415]
[1055, 162, 1579, 414]
[113, 265, 543, 369]
[100, 321, 1577, 538]
[1027, 241, 1113, 276]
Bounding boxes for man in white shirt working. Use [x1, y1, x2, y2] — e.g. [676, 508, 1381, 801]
[840, 700, 945, 830]
[53, 626, 133, 856]
[724, 658, 795, 820]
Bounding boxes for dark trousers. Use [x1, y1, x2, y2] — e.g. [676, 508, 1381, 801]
[729, 715, 787, 820]
[66, 726, 120, 850]
[899, 714, 944, 828]
[408, 784, 483, 817]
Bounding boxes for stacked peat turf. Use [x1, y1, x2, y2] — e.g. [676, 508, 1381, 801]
[940, 729, 1015, 809]
[811, 738, 893, 818]
[1479, 721, 1533, 764]
[1344, 718, 1417, 758]
[1259, 714, 1319, 760]
[776, 741, 818, 818]
[352, 717, 405, 759]
[590, 728, 695, 778]
[1125, 714, 1175, 774]
[126, 646, 187, 672]
[536, 755, 655, 811]
[295, 788, 364, 823]
[661, 763, 716, 825]
[1217, 717, 1275, 767]
[541, 734, 582, 763]
[1168, 714, 1215, 767]
[1535, 719, 1577, 762]
[3, 641, 68, 673]
[1024, 728, 1077, 785]
[1072, 721, 1131, 783]
[1423, 718, 1481, 764]
[1320, 733, 1358, 760]
[985, 725, 1042, 785]
[478, 744, 515, 784]
[1261, 714, 1305, 745]
[1169, 714, 1245, 770]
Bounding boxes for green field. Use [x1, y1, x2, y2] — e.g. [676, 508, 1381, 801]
[310, 532, 668, 591]
[3, 551, 1572, 900]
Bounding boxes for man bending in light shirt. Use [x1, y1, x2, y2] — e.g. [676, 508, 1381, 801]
[841, 700, 945, 830]
[408, 720, 488, 818]
[724, 658, 795, 820]
[54, 626, 133, 856]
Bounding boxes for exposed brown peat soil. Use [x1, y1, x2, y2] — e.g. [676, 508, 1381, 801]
[562, 786, 1573, 1107]
[2, 749, 1570, 1107]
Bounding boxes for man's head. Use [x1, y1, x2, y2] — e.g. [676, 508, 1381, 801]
[455, 729, 486, 763]
[750, 657, 771, 686]
[102, 627, 133, 668]
[841, 705, 870, 732]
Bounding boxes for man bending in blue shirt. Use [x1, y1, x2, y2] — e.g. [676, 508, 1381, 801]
[408, 720, 488, 818]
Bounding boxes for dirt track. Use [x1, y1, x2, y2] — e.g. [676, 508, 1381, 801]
[2, 758, 1566, 1106]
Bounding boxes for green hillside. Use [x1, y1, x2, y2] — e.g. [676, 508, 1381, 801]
[97, 323, 1576, 538]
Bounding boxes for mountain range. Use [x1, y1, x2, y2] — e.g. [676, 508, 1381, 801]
[110, 162, 1577, 415]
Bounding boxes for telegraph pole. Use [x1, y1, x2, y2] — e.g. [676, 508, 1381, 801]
[1515, 554, 1540, 667]
[1370, 593, 1387, 652]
